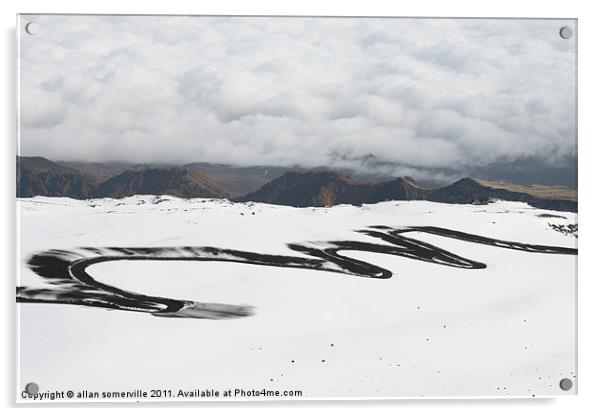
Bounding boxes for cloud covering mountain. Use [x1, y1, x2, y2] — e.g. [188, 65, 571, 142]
[19, 16, 576, 182]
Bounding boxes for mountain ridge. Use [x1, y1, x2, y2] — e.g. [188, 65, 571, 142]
[237, 172, 577, 212]
[236, 171, 423, 207]
[18, 157, 233, 200]
[17, 156, 98, 199]
[16, 156, 577, 211]
[93, 167, 234, 199]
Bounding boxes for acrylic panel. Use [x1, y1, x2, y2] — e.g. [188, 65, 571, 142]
[16, 15, 577, 402]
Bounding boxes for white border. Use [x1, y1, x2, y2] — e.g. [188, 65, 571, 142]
[3, 0, 601, 415]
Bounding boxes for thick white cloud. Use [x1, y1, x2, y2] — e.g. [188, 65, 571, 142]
[18, 15, 576, 180]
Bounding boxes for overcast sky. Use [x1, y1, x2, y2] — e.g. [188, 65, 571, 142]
[18, 15, 576, 181]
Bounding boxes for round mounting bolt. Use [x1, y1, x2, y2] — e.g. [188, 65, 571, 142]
[559, 26, 573, 39]
[559, 378, 573, 391]
[25, 382, 39, 395]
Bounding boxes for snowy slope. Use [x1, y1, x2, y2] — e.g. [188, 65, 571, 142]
[16, 196, 577, 400]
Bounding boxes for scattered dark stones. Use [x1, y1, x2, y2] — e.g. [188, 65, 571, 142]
[549, 223, 578, 238]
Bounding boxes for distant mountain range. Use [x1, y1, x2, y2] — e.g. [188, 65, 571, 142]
[93, 167, 234, 199]
[236, 171, 423, 206]
[16, 156, 577, 212]
[17, 156, 98, 199]
[236, 171, 576, 212]
[424, 177, 576, 212]
[58, 160, 390, 196]
[17, 157, 232, 200]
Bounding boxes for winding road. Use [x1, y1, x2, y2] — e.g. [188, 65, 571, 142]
[17, 225, 577, 319]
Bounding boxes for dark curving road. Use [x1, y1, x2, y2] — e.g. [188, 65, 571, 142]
[16, 225, 577, 319]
